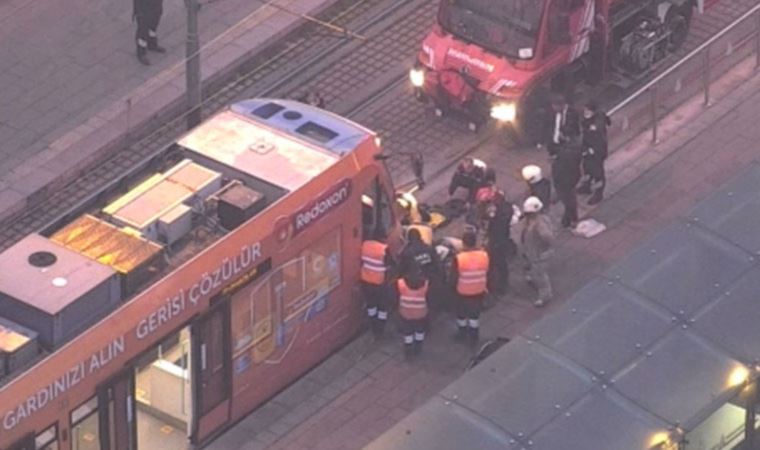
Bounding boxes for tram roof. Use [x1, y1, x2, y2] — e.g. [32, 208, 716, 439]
[178, 99, 374, 192]
[367, 163, 760, 450]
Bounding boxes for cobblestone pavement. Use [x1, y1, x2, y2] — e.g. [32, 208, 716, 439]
[206, 50, 760, 450]
[0, 0, 271, 174]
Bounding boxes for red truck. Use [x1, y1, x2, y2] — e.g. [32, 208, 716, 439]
[410, 0, 721, 141]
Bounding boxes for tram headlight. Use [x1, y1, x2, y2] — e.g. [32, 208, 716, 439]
[410, 68, 425, 88]
[490, 102, 516, 122]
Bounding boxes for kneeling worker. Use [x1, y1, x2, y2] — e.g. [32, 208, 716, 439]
[451, 230, 489, 344]
[396, 268, 430, 359]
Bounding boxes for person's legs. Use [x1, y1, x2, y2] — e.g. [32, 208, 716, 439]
[135, 16, 150, 65]
[530, 260, 553, 306]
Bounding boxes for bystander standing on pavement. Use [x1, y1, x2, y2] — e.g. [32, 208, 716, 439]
[521, 164, 552, 212]
[396, 268, 430, 359]
[360, 229, 395, 337]
[538, 93, 581, 159]
[133, 0, 166, 66]
[552, 146, 582, 228]
[451, 230, 489, 345]
[578, 102, 611, 205]
[520, 197, 555, 307]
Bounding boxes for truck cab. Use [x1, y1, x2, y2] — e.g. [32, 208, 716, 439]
[410, 0, 714, 142]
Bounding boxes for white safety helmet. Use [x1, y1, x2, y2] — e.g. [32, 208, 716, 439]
[523, 196, 543, 214]
[521, 165, 542, 183]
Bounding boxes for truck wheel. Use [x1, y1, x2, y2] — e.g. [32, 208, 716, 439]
[666, 7, 690, 52]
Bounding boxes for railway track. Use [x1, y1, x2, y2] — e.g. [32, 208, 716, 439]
[1, 0, 756, 251]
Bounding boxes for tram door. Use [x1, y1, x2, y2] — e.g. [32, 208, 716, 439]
[99, 369, 136, 450]
[192, 297, 231, 442]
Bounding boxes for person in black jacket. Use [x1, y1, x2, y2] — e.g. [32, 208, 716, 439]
[484, 192, 519, 296]
[538, 93, 581, 159]
[577, 102, 611, 205]
[134, 0, 165, 66]
[448, 157, 487, 204]
[552, 146, 582, 228]
[399, 228, 440, 282]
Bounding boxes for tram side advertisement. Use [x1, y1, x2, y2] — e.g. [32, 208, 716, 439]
[229, 181, 353, 417]
[1, 240, 264, 435]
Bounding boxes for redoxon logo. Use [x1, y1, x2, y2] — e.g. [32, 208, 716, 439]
[447, 48, 495, 73]
[293, 179, 351, 235]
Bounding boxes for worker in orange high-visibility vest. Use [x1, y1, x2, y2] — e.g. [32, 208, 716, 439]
[396, 267, 429, 359]
[451, 230, 489, 345]
[360, 228, 395, 337]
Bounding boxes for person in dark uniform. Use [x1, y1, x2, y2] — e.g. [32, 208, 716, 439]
[484, 191, 519, 296]
[539, 93, 581, 159]
[399, 228, 440, 282]
[551, 146, 582, 228]
[448, 157, 487, 204]
[134, 0, 165, 66]
[577, 102, 611, 205]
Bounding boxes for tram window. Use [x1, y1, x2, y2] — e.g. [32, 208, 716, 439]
[361, 178, 393, 240]
[251, 102, 285, 119]
[70, 397, 101, 450]
[35, 424, 58, 450]
[295, 121, 338, 144]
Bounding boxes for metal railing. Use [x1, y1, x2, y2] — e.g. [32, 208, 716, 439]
[608, 4, 760, 146]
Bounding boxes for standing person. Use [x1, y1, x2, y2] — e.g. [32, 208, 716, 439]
[484, 192, 519, 296]
[448, 157, 488, 205]
[520, 197, 555, 307]
[577, 102, 611, 205]
[399, 228, 440, 282]
[538, 93, 581, 159]
[551, 146, 582, 228]
[521, 165, 552, 211]
[133, 0, 165, 66]
[360, 229, 394, 337]
[451, 231, 489, 345]
[396, 268, 429, 359]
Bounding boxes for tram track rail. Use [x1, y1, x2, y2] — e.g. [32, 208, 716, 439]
[0, 0, 436, 250]
[1, 0, 756, 252]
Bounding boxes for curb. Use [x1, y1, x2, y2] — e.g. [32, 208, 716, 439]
[0, 0, 341, 224]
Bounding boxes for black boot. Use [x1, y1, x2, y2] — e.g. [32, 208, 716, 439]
[137, 48, 151, 66]
[148, 36, 166, 53]
[588, 190, 603, 205]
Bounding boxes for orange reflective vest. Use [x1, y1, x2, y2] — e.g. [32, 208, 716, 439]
[361, 240, 388, 285]
[455, 250, 489, 296]
[398, 279, 429, 320]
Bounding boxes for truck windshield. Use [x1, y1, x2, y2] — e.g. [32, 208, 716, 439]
[438, 0, 543, 59]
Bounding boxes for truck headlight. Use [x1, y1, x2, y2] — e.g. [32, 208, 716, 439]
[409, 68, 425, 88]
[490, 102, 516, 122]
